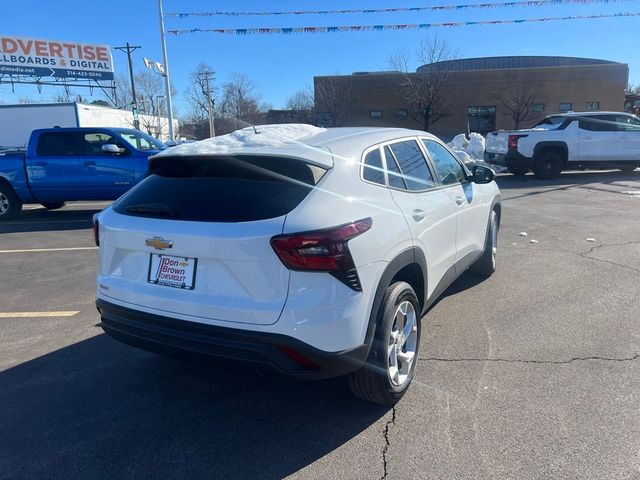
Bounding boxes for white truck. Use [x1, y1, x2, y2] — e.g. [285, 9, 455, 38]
[484, 111, 640, 178]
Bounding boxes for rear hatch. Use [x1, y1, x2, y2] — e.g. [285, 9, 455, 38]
[97, 154, 328, 326]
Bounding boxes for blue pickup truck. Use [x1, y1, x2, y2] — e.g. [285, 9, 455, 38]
[0, 127, 166, 219]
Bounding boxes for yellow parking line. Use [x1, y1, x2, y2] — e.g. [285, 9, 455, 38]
[0, 311, 79, 318]
[0, 247, 98, 254]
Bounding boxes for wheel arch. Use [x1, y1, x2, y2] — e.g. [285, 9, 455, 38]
[364, 248, 428, 350]
[533, 142, 569, 165]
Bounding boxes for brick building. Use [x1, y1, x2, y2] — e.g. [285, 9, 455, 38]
[314, 56, 629, 140]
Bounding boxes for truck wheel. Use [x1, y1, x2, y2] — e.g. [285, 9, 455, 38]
[507, 166, 529, 176]
[348, 281, 421, 405]
[41, 201, 66, 210]
[470, 210, 499, 277]
[0, 184, 22, 221]
[533, 150, 563, 179]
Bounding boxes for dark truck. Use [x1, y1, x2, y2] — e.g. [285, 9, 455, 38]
[0, 127, 166, 219]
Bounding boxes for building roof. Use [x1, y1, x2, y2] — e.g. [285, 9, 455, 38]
[417, 56, 624, 73]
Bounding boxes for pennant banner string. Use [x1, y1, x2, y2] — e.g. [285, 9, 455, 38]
[166, 12, 640, 35]
[166, 0, 635, 18]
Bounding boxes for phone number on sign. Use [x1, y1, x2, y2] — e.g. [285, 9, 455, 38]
[63, 70, 106, 78]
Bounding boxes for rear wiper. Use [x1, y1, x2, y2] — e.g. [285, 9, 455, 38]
[125, 204, 178, 217]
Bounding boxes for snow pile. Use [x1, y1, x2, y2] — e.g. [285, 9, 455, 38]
[448, 132, 506, 172]
[157, 124, 326, 156]
[466, 133, 486, 161]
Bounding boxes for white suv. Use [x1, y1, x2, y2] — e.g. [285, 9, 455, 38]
[94, 125, 501, 404]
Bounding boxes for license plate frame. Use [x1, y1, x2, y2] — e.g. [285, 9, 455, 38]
[147, 253, 197, 290]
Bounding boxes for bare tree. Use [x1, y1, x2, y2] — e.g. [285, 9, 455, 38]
[184, 63, 217, 124]
[218, 73, 263, 130]
[388, 35, 457, 132]
[626, 83, 640, 95]
[494, 78, 544, 130]
[313, 76, 356, 127]
[285, 88, 314, 111]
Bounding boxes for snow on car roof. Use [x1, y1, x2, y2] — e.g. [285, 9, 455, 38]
[156, 124, 327, 157]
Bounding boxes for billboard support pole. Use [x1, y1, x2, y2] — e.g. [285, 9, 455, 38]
[158, 0, 175, 142]
[114, 42, 141, 129]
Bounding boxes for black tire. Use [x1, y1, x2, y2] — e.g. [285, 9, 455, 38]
[41, 201, 66, 210]
[470, 209, 498, 277]
[348, 281, 421, 405]
[0, 183, 22, 221]
[507, 166, 529, 176]
[533, 150, 563, 179]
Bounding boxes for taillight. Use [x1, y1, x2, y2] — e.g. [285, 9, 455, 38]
[508, 134, 527, 151]
[270, 218, 372, 272]
[92, 214, 100, 247]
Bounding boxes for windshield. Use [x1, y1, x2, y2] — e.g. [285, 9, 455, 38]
[118, 130, 166, 151]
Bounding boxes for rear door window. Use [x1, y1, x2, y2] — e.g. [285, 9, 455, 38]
[388, 140, 435, 191]
[383, 146, 407, 190]
[113, 155, 326, 222]
[36, 132, 82, 156]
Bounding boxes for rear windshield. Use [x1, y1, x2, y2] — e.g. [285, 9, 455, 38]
[112, 155, 326, 222]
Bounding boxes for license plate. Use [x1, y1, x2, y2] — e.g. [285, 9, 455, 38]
[147, 254, 197, 290]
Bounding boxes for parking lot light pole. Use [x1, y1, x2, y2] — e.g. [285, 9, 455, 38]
[158, 0, 175, 142]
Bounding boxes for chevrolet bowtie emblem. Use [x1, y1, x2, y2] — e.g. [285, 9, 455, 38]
[145, 237, 173, 250]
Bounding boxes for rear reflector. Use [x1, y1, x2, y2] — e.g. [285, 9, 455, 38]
[270, 218, 372, 272]
[277, 345, 320, 369]
[92, 214, 100, 247]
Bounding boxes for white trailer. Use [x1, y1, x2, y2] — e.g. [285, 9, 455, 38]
[0, 102, 177, 147]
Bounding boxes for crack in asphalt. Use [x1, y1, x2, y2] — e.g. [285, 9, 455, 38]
[419, 353, 639, 365]
[506, 240, 640, 274]
[380, 406, 396, 480]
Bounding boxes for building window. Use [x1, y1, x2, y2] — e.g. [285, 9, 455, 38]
[467, 106, 496, 135]
[394, 109, 408, 118]
[370, 110, 383, 119]
[586, 101, 600, 111]
[532, 103, 545, 112]
[559, 103, 573, 112]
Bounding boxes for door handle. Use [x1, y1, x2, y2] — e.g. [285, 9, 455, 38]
[455, 196, 465, 206]
[83, 161, 96, 166]
[411, 209, 426, 222]
[582, 136, 592, 140]
[34, 161, 47, 166]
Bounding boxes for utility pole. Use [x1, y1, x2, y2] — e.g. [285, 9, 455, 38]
[114, 42, 141, 129]
[158, 0, 175, 142]
[199, 70, 216, 138]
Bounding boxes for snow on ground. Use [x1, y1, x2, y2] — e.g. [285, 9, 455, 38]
[157, 124, 326, 157]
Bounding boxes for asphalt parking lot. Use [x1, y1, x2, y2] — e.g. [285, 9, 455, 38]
[1, 170, 639, 480]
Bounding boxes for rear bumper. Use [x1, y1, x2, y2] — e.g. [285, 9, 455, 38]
[96, 299, 369, 379]
[484, 151, 534, 169]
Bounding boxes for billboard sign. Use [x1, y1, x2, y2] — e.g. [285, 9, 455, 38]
[0, 34, 114, 80]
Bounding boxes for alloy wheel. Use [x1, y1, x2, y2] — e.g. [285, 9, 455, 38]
[388, 300, 418, 387]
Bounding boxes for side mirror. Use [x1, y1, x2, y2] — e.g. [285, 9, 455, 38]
[102, 144, 122, 154]
[472, 165, 495, 184]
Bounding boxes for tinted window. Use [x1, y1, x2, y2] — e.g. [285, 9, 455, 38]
[362, 148, 385, 185]
[422, 140, 466, 186]
[384, 146, 407, 190]
[388, 141, 435, 191]
[36, 133, 81, 156]
[113, 155, 325, 222]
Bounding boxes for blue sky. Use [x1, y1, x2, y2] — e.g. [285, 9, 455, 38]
[1, 0, 638, 115]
